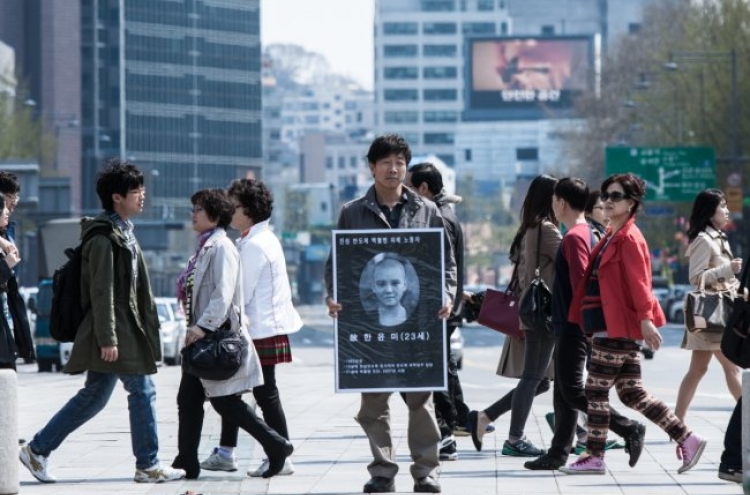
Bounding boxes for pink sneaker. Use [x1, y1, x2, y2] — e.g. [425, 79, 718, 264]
[676, 433, 706, 474]
[559, 455, 606, 475]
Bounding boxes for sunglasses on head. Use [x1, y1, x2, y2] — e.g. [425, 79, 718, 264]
[601, 191, 630, 202]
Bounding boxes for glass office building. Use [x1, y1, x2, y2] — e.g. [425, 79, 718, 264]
[81, 0, 261, 218]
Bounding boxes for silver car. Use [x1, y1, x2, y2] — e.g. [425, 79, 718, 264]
[155, 297, 187, 366]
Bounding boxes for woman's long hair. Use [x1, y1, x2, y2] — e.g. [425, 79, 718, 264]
[686, 188, 726, 242]
[510, 174, 558, 257]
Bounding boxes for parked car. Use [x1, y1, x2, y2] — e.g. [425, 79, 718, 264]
[665, 284, 692, 323]
[155, 297, 187, 366]
[450, 327, 464, 369]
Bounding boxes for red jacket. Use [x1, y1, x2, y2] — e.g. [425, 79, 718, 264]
[569, 217, 665, 340]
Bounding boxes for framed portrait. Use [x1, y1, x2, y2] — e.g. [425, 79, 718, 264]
[331, 228, 447, 393]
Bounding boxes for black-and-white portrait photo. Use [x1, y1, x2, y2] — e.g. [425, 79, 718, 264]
[359, 253, 420, 327]
[332, 228, 446, 393]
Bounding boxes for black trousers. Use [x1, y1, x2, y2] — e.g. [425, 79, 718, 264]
[434, 326, 469, 437]
[548, 331, 637, 460]
[721, 397, 742, 470]
[218, 364, 290, 447]
[174, 371, 286, 472]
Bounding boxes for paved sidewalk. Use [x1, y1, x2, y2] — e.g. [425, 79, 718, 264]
[14, 330, 745, 495]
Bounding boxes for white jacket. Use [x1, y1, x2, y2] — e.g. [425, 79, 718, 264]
[237, 220, 303, 340]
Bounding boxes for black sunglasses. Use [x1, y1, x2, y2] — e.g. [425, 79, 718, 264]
[601, 191, 630, 202]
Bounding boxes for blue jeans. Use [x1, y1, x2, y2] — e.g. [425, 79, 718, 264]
[30, 370, 159, 469]
[508, 326, 555, 439]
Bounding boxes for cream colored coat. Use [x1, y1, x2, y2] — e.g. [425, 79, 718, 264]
[683, 226, 738, 348]
[191, 229, 263, 397]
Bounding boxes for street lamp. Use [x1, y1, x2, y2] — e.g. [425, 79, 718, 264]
[664, 50, 739, 166]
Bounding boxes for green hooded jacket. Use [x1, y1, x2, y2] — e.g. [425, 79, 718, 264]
[64, 213, 161, 374]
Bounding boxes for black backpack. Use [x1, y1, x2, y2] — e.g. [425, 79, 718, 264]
[50, 226, 113, 343]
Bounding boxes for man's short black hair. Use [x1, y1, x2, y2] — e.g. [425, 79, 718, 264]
[407, 162, 443, 196]
[191, 188, 233, 229]
[227, 178, 273, 223]
[366, 133, 411, 165]
[0, 172, 20, 196]
[554, 178, 589, 212]
[96, 158, 144, 211]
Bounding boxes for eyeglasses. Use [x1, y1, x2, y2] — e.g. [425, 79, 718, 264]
[191, 206, 204, 214]
[600, 191, 630, 202]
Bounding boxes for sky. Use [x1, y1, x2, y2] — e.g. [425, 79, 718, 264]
[260, 0, 375, 90]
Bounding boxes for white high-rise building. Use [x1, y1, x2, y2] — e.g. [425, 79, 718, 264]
[374, 0, 653, 192]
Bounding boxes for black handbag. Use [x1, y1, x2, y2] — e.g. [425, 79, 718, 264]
[685, 271, 734, 334]
[519, 224, 552, 331]
[181, 320, 248, 381]
[721, 262, 750, 368]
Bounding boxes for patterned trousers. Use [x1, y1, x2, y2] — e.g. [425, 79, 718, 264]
[585, 337, 690, 456]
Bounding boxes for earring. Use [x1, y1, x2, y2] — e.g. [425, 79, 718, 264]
[627, 206, 632, 213]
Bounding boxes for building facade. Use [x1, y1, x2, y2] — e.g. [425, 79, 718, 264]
[80, 0, 262, 218]
[374, 0, 652, 189]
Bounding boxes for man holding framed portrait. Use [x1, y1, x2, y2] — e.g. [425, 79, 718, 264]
[325, 134, 456, 494]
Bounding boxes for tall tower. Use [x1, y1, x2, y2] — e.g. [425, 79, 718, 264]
[80, 0, 262, 218]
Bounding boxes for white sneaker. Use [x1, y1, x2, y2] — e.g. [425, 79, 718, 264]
[19, 443, 56, 483]
[200, 448, 238, 471]
[134, 464, 186, 483]
[247, 458, 295, 477]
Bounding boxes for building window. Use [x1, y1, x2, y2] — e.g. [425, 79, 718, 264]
[423, 22, 457, 35]
[424, 132, 455, 145]
[629, 23, 641, 34]
[516, 147, 539, 160]
[326, 157, 333, 169]
[464, 149, 472, 161]
[384, 89, 419, 101]
[498, 1, 506, 8]
[383, 44, 418, 57]
[423, 110, 458, 122]
[477, 0, 494, 11]
[383, 22, 418, 35]
[404, 132, 420, 145]
[304, 115, 319, 124]
[338, 156, 346, 169]
[423, 44, 457, 57]
[541, 25, 555, 35]
[423, 66, 458, 79]
[420, 0, 455, 11]
[384, 67, 419, 79]
[350, 156, 359, 168]
[423, 89, 457, 101]
[462, 22, 495, 35]
[437, 154, 456, 166]
[500, 21, 508, 35]
[385, 111, 420, 123]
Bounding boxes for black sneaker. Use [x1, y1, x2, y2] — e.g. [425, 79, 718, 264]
[439, 436, 458, 461]
[624, 422, 646, 468]
[718, 467, 742, 483]
[524, 453, 565, 470]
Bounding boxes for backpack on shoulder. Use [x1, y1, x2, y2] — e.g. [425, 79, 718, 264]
[50, 225, 113, 343]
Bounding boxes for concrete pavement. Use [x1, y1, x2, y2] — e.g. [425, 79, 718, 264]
[13, 314, 744, 494]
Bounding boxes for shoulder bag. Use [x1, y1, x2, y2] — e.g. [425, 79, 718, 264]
[182, 320, 249, 381]
[519, 224, 552, 331]
[477, 264, 523, 339]
[685, 271, 734, 334]
[721, 262, 750, 368]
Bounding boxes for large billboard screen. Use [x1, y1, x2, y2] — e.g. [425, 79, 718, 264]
[466, 36, 596, 119]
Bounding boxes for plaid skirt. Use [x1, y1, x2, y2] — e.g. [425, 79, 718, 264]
[253, 334, 292, 366]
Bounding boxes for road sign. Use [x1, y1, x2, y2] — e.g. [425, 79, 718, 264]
[605, 147, 715, 201]
[726, 186, 743, 214]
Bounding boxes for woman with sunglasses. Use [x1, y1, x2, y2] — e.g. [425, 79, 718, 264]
[561, 173, 705, 475]
[674, 190, 741, 421]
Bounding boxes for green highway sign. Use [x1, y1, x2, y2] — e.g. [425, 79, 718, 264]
[605, 147, 715, 201]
